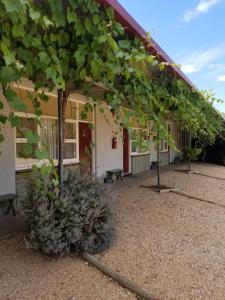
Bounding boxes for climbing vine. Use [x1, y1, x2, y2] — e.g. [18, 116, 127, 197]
[0, 0, 223, 185]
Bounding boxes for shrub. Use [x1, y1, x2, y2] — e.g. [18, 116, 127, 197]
[183, 147, 202, 161]
[22, 168, 114, 256]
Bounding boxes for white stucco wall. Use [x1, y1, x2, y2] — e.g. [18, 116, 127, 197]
[0, 91, 16, 195]
[95, 104, 123, 176]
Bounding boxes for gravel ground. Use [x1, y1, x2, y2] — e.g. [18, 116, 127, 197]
[1, 163, 225, 300]
[97, 163, 225, 300]
[0, 234, 135, 300]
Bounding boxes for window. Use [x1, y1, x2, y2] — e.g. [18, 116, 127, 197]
[16, 117, 37, 161]
[130, 128, 149, 155]
[160, 139, 168, 152]
[64, 121, 77, 159]
[16, 115, 78, 169]
[160, 123, 170, 152]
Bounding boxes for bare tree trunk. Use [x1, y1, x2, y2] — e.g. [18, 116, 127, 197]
[58, 89, 64, 188]
[188, 132, 191, 172]
[157, 130, 160, 190]
[57, 89, 69, 188]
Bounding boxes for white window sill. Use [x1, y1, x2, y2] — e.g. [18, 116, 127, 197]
[131, 152, 150, 156]
[16, 159, 79, 172]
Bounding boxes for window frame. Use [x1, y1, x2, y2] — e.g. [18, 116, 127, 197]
[13, 86, 94, 171]
[160, 123, 170, 153]
[130, 127, 150, 156]
[15, 115, 80, 171]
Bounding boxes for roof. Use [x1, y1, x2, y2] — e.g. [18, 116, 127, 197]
[98, 0, 195, 88]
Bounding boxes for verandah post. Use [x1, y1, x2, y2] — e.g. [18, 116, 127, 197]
[157, 130, 160, 190]
[188, 132, 191, 172]
[58, 89, 64, 188]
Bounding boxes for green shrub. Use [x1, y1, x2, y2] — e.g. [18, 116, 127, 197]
[183, 147, 202, 161]
[22, 168, 114, 256]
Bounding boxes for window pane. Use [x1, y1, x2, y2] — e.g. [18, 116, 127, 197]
[16, 143, 36, 159]
[65, 122, 76, 139]
[64, 143, 76, 159]
[131, 129, 138, 140]
[131, 141, 138, 153]
[160, 140, 163, 151]
[164, 141, 168, 150]
[40, 119, 58, 159]
[140, 140, 149, 153]
[16, 118, 36, 138]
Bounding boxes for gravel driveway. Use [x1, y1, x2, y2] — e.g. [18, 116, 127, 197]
[98, 163, 225, 300]
[1, 163, 225, 300]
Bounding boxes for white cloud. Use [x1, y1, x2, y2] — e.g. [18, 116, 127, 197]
[183, 0, 221, 22]
[217, 75, 225, 81]
[181, 64, 196, 73]
[178, 46, 225, 74]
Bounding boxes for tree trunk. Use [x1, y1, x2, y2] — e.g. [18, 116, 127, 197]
[157, 130, 160, 190]
[188, 132, 191, 172]
[57, 89, 69, 188]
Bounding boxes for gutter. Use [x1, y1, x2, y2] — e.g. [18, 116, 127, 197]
[98, 0, 195, 89]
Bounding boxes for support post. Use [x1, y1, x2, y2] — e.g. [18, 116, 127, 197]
[58, 89, 64, 188]
[157, 130, 160, 190]
[188, 132, 191, 172]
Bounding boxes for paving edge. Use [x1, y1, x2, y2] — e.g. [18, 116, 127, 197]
[79, 252, 160, 300]
[171, 190, 225, 209]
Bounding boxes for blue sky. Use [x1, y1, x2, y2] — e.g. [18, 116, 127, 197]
[118, 0, 225, 112]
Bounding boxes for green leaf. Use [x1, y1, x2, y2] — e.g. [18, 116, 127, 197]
[84, 19, 93, 33]
[67, 8, 77, 23]
[26, 130, 40, 144]
[0, 101, 3, 110]
[8, 113, 20, 127]
[40, 164, 53, 176]
[74, 50, 85, 67]
[80, 68, 86, 80]
[98, 35, 108, 43]
[1, 43, 16, 65]
[93, 14, 100, 25]
[23, 144, 32, 156]
[118, 40, 130, 49]
[12, 23, 25, 38]
[29, 7, 40, 22]
[42, 16, 53, 27]
[35, 149, 48, 160]
[9, 99, 27, 112]
[1, 0, 25, 13]
[0, 66, 20, 84]
[0, 115, 7, 124]
[0, 133, 4, 143]
[88, 123, 94, 130]
[4, 88, 17, 101]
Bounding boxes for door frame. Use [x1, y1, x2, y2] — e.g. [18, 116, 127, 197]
[123, 128, 130, 174]
[79, 121, 94, 173]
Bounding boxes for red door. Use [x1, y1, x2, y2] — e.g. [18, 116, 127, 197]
[79, 122, 92, 173]
[123, 128, 129, 173]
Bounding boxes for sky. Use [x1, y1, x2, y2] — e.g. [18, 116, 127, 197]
[118, 0, 225, 112]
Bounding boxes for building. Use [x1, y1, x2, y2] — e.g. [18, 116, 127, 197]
[0, 0, 190, 210]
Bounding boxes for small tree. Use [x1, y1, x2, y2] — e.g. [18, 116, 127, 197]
[183, 146, 202, 172]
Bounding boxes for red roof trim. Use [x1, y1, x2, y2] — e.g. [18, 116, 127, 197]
[98, 0, 194, 88]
